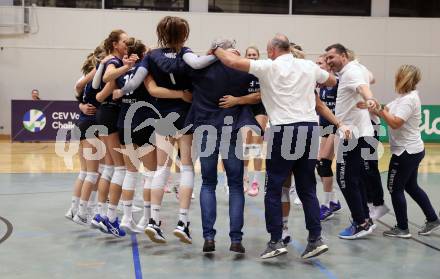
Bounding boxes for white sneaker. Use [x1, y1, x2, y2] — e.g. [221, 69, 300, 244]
[73, 213, 88, 226]
[290, 187, 302, 206]
[65, 207, 76, 220]
[136, 216, 148, 232]
[293, 197, 302, 206]
[371, 205, 390, 220]
[132, 205, 142, 213]
[120, 216, 140, 234]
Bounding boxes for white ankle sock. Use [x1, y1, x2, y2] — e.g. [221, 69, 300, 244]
[107, 204, 117, 223]
[179, 208, 189, 224]
[122, 200, 133, 219]
[151, 204, 161, 223]
[330, 190, 338, 203]
[71, 197, 80, 211]
[78, 199, 88, 216]
[143, 201, 151, 220]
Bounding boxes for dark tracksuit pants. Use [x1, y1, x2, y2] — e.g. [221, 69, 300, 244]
[365, 122, 385, 206]
[265, 122, 322, 242]
[387, 150, 438, 230]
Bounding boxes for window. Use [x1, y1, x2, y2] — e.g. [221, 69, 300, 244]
[105, 0, 189, 11]
[390, 0, 440, 17]
[292, 0, 371, 16]
[20, 0, 102, 8]
[209, 0, 289, 14]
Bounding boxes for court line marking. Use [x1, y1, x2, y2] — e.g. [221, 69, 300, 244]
[248, 200, 338, 279]
[130, 233, 143, 279]
[0, 216, 13, 244]
[0, 190, 71, 196]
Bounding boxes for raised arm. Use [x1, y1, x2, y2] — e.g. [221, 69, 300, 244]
[213, 48, 250, 72]
[182, 52, 217, 69]
[144, 74, 191, 103]
[315, 94, 351, 139]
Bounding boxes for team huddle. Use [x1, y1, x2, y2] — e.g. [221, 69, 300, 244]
[64, 15, 440, 260]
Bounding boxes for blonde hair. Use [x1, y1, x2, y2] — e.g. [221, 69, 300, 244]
[289, 43, 305, 59]
[346, 49, 356, 61]
[395, 65, 421, 94]
[245, 46, 260, 57]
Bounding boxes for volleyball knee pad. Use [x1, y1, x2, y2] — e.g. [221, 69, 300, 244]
[84, 172, 100, 184]
[281, 186, 290, 203]
[122, 171, 138, 191]
[111, 166, 126, 186]
[150, 166, 170, 189]
[248, 144, 262, 157]
[78, 170, 87, 181]
[180, 165, 194, 189]
[317, 159, 333, 177]
[143, 171, 155, 189]
[101, 165, 114, 182]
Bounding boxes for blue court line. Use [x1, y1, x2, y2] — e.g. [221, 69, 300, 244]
[248, 200, 338, 279]
[130, 234, 143, 279]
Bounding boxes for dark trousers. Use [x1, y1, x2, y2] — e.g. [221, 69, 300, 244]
[336, 137, 370, 224]
[198, 130, 245, 242]
[265, 122, 321, 241]
[365, 123, 385, 206]
[387, 150, 438, 230]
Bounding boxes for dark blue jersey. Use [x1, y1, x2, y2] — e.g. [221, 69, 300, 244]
[147, 47, 193, 113]
[185, 61, 259, 131]
[79, 82, 100, 121]
[116, 60, 158, 128]
[101, 57, 123, 104]
[318, 80, 338, 127]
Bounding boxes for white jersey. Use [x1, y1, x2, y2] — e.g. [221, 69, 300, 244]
[386, 90, 424, 156]
[249, 54, 329, 125]
[335, 61, 374, 138]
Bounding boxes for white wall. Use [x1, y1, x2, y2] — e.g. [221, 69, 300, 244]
[1, 7, 440, 134]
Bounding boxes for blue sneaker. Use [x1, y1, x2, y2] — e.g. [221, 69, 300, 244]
[320, 205, 334, 221]
[91, 214, 108, 233]
[338, 221, 372, 240]
[103, 217, 126, 238]
[329, 201, 342, 213]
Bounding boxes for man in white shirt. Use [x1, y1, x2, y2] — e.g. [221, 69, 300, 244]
[212, 34, 345, 259]
[325, 43, 378, 240]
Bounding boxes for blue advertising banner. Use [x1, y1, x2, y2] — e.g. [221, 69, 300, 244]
[11, 100, 80, 142]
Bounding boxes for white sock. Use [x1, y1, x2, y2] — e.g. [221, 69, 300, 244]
[107, 204, 117, 223]
[324, 192, 332, 207]
[282, 217, 289, 228]
[330, 189, 338, 203]
[244, 166, 249, 178]
[122, 200, 133, 219]
[151, 204, 161, 223]
[78, 199, 88, 216]
[143, 201, 151, 220]
[179, 208, 189, 224]
[71, 197, 80, 211]
[97, 202, 105, 216]
[88, 191, 97, 208]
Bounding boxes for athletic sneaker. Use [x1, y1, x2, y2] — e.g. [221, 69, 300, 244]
[368, 218, 377, 231]
[320, 205, 334, 221]
[282, 226, 291, 245]
[229, 242, 245, 254]
[418, 219, 440, 235]
[91, 214, 107, 232]
[117, 202, 142, 213]
[173, 221, 192, 244]
[260, 240, 288, 259]
[329, 201, 342, 213]
[145, 218, 166, 243]
[103, 217, 126, 238]
[301, 237, 329, 259]
[120, 216, 140, 234]
[370, 204, 389, 220]
[72, 213, 88, 226]
[65, 207, 76, 220]
[383, 226, 411, 239]
[293, 196, 302, 206]
[247, 181, 260, 197]
[136, 216, 148, 232]
[290, 188, 302, 206]
[338, 221, 372, 240]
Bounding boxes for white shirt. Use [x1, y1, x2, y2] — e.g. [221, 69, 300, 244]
[335, 61, 374, 138]
[386, 90, 424, 156]
[249, 54, 329, 125]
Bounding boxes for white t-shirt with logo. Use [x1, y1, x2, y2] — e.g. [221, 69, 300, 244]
[249, 54, 329, 125]
[386, 90, 424, 156]
[335, 61, 374, 138]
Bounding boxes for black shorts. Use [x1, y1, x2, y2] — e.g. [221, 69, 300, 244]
[96, 104, 120, 135]
[251, 103, 266, 116]
[320, 124, 337, 138]
[118, 125, 155, 147]
[76, 118, 100, 141]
